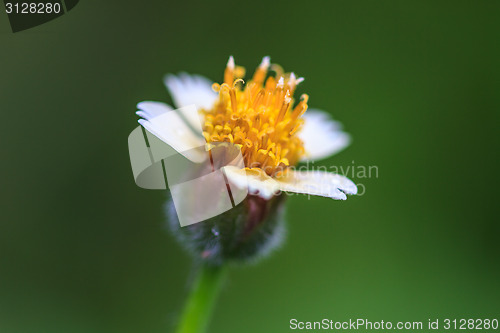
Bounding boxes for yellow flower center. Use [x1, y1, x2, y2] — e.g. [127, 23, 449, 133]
[201, 57, 309, 177]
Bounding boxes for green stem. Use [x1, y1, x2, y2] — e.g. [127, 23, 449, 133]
[175, 264, 227, 333]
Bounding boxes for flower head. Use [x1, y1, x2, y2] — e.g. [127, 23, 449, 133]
[136, 57, 358, 264]
[140, 56, 357, 201]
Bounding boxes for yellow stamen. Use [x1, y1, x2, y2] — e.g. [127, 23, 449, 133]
[201, 57, 308, 176]
[224, 56, 235, 85]
[252, 56, 270, 84]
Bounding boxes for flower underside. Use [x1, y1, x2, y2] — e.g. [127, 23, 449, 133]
[202, 57, 309, 177]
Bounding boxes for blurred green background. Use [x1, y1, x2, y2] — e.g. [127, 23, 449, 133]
[1, 1, 499, 332]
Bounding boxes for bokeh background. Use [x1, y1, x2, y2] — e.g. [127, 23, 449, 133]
[1, 1, 499, 332]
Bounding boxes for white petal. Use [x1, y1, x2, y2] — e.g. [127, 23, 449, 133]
[164, 73, 218, 110]
[223, 166, 280, 200]
[299, 109, 351, 161]
[137, 102, 206, 163]
[136, 101, 173, 119]
[276, 170, 357, 200]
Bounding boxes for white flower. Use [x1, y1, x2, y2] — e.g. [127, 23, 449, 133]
[137, 57, 357, 201]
